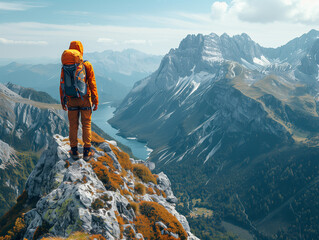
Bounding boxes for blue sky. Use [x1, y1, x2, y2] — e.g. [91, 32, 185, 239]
[0, 0, 318, 59]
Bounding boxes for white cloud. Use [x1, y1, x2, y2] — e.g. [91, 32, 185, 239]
[174, 12, 212, 23]
[58, 10, 91, 16]
[0, 2, 44, 11]
[0, 9, 317, 59]
[211, 1, 228, 20]
[134, 14, 210, 29]
[211, 0, 319, 24]
[0, 22, 192, 58]
[0, 37, 48, 45]
[124, 40, 147, 44]
[97, 38, 116, 44]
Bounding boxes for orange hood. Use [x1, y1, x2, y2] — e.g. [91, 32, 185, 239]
[69, 41, 83, 56]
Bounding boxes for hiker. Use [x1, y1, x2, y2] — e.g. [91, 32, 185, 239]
[59, 41, 99, 161]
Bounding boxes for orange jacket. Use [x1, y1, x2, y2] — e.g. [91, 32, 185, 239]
[60, 41, 99, 105]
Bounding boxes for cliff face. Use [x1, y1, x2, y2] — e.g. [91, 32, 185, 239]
[2, 134, 198, 240]
[0, 83, 68, 152]
[0, 83, 69, 217]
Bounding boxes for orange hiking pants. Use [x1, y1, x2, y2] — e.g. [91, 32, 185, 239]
[67, 96, 92, 148]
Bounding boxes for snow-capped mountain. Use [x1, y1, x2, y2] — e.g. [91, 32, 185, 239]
[110, 30, 319, 239]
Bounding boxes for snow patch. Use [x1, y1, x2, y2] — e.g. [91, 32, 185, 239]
[253, 55, 271, 66]
[202, 38, 223, 63]
[189, 111, 219, 135]
[163, 111, 174, 120]
[241, 58, 260, 71]
[127, 137, 137, 140]
[189, 81, 200, 96]
[204, 139, 222, 164]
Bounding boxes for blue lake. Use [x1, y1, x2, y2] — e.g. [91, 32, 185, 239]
[92, 103, 151, 160]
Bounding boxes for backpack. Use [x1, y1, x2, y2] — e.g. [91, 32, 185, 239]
[60, 49, 87, 99]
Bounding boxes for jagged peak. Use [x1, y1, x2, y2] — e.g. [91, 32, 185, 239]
[208, 32, 220, 38]
[240, 32, 252, 40]
[177, 32, 259, 55]
[178, 33, 205, 50]
[2, 133, 198, 240]
[220, 32, 230, 39]
[306, 29, 319, 38]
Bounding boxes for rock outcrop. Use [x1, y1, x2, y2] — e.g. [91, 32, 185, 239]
[18, 134, 198, 240]
[0, 139, 18, 170]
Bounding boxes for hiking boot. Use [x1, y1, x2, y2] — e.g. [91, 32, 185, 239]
[69, 146, 80, 160]
[83, 147, 94, 161]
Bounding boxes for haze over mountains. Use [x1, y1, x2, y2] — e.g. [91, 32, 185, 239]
[0, 49, 162, 105]
[110, 29, 319, 239]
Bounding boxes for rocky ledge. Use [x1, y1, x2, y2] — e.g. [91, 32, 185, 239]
[8, 133, 198, 240]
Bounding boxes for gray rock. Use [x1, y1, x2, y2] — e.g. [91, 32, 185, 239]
[99, 142, 112, 152]
[22, 134, 197, 239]
[155, 221, 168, 229]
[169, 232, 179, 239]
[135, 233, 144, 239]
[157, 172, 178, 203]
[145, 161, 155, 171]
[24, 209, 43, 240]
[0, 139, 17, 169]
[107, 151, 122, 171]
[100, 141, 122, 171]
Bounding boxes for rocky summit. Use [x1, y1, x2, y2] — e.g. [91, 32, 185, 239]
[0, 133, 198, 240]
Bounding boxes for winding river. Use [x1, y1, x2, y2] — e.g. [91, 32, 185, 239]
[92, 103, 152, 160]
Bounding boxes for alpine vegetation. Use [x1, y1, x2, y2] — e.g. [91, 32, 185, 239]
[0, 132, 198, 240]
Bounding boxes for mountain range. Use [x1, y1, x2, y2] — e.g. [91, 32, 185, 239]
[110, 29, 319, 239]
[0, 49, 162, 105]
